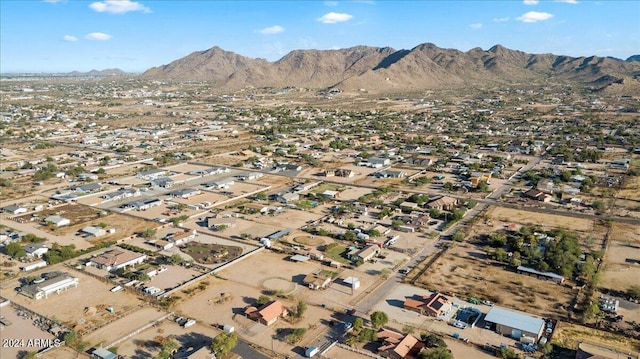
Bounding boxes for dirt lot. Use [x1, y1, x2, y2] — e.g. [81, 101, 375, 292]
[5, 270, 144, 332]
[410, 243, 576, 319]
[485, 206, 594, 232]
[113, 319, 222, 359]
[553, 321, 640, 354]
[182, 242, 242, 265]
[617, 176, 640, 201]
[82, 307, 168, 348]
[0, 305, 58, 359]
[600, 221, 640, 297]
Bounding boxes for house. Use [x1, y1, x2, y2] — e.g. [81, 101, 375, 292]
[426, 196, 458, 211]
[377, 329, 424, 359]
[351, 245, 380, 262]
[245, 300, 288, 326]
[207, 217, 237, 230]
[276, 192, 299, 203]
[369, 157, 391, 166]
[122, 198, 163, 211]
[80, 226, 107, 238]
[368, 224, 391, 235]
[469, 172, 492, 187]
[164, 230, 197, 245]
[335, 168, 354, 178]
[2, 205, 27, 215]
[88, 248, 147, 272]
[524, 189, 552, 202]
[78, 173, 99, 181]
[43, 215, 71, 227]
[150, 177, 174, 188]
[102, 188, 140, 201]
[202, 178, 235, 190]
[23, 243, 48, 258]
[137, 168, 166, 180]
[20, 272, 79, 300]
[303, 272, 333, 290]
[70, 182, 102, 193]
[484, 306, 545, 341]
[235, 172, 263, 181]
[322, 190, 339, 199]
[403, 293, 451, 317]
[169, 188, 201, 199]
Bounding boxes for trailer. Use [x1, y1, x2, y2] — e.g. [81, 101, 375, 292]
[20, 260, 47, 272]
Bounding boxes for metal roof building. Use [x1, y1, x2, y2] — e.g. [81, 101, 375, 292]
[484, 306, 545, 341]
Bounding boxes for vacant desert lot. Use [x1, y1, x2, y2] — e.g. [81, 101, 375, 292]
[601, 222, 640, 292]
[0, 305, 57, 359]
[82, 307, 168, 348]
[411, 243, 575, 319]
[485, 206, 594, 232]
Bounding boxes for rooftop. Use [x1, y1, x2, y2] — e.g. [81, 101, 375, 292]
[484, 306, 544, 336]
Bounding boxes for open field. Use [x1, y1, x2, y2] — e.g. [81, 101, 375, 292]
[553, 321, 640, 354]
[218, 250, 319, 288]
[410, 243, 576, 318]
[485, 206, 594, 232]
[617, 176, 640, 201]
[82, 307, 168, 348]
[5, 270, 144, 332]
[601, 222, 640, 292]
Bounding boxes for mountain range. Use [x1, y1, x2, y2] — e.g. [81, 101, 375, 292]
[141, 43, 640, 92]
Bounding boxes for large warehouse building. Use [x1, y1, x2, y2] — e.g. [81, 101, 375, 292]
[484, 306, 545, 341]
[21, 272, 79, 300]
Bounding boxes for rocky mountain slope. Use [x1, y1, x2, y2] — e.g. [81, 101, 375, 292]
[141, 43, 640, 92]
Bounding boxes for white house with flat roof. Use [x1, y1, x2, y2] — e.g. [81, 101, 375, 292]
[43, 215, 71, 227]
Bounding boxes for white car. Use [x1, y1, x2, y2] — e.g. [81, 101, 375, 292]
[452, 321, 467, 329]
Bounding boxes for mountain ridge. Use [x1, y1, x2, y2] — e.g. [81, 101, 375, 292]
[140, 43, 640, 92]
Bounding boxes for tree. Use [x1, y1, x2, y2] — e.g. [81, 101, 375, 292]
[452, 232, 465, 242]
[353, 317, 364, 331]
[211, 332, 237, 357]
[627, 285, 640, 300]
[140, 228, 157, 238]
[380, 268, 392, 278]
[581, 302, 600, 324]
[477, 181, 489, 192]
[592, 201, 605, 213]
[370, 311, 389, 329]
[63, 330, 79, 345]
[497, 346, 519, 359]
[257, 295, 272, 305]
[285, 328, 307, 344]
[358, 328, 377, 343]
[5, 242, 25, 259]
[421, 333, 446, 348]
[418, 347, 453, 359]
[155, 339, 179, 359]
[167, 254, 184, 265]
[295, 301, 307, 318]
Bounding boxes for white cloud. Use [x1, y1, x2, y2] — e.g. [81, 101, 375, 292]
[317, 12, 353, 24]
[257, 25, 285, 35]
[493, 17, 510, 22]
[85, 32, 112, 40]
[554, 0, 578, 3]
[523, 0, 539, 5]
[63, 35, 78, 42]
[517, 11, 554, 23]
[89, 0, 150, 14]
[324, 1, 338, 6]
[469, 23, 483, 29]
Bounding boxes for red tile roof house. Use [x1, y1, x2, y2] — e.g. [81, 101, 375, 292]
[244, 300, 288, 326]
[377, 329, 424, 359]
[403, 293, 450, 317]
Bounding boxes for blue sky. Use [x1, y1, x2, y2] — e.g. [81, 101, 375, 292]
[1, 0, 638, 73]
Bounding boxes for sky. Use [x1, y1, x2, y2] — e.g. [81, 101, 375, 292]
[1, 0, 639, 73]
